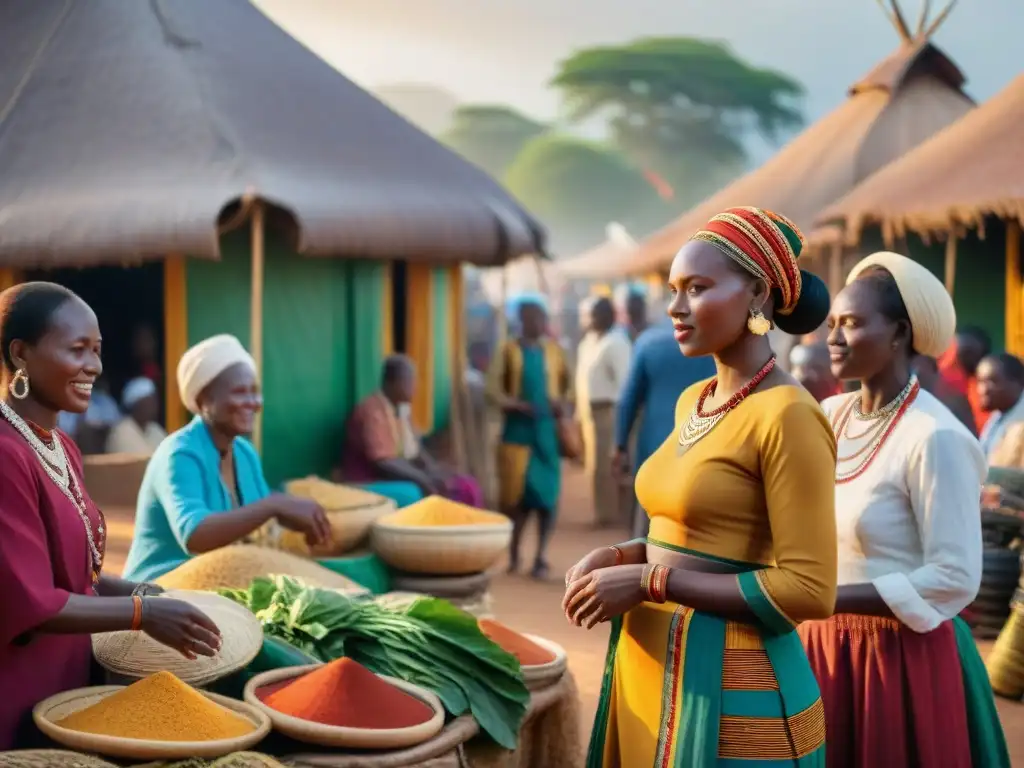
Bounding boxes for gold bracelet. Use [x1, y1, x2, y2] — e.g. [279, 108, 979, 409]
[608, 545, 624, 566]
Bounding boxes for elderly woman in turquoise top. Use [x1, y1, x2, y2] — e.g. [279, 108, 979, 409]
[122, 335, 330, 583]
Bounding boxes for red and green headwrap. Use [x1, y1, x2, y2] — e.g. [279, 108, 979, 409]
[690, 206, 806, 315]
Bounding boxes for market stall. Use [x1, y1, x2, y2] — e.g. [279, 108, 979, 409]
[0, 486, 581, 767]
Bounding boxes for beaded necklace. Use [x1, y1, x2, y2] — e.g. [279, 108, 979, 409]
[0, 400, 105, 591]
[677, 355, 776, 454]
[832, 375, 919, 484]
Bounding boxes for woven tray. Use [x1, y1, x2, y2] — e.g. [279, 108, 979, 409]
[243, 666, 444, 749]
[32, 686, 270, 760]
[92, 591, 264, 687]
[0, 751, 118, 767]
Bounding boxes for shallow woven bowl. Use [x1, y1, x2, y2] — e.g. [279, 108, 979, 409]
[370, 520, 512, 575]
[521, 634, 568, 690]
[32, 686, 270, 760]
[277, 495, 397, 557]
[243, 664, 445, 749]
[92, 590, 264, 687]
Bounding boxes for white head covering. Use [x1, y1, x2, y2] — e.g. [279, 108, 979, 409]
[846, 251, 956, 358]
[121, 377, 157, 410]
[176, 334, 256, 414]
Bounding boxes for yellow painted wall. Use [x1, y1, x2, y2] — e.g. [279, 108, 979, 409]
[0, 269, 21, 292]
[405, 263, 434, 433]
[164, 257, 189, 431]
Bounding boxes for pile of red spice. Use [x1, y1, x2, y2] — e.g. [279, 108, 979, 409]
[256, 658, 434, 729]
[478, 618, 556, 666]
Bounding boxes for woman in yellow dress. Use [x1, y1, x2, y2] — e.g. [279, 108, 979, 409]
[564, 207, 838, 766]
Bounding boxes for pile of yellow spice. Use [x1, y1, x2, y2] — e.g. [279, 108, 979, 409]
[379, 496, 508, 527]
[57, 671, 254, 742]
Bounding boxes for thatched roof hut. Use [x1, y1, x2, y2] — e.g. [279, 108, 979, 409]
[817, 75, 1024, 242]
[816, 75, 1024, 356]
[0, 0, 544, 269]
[625, 0, 972, 278]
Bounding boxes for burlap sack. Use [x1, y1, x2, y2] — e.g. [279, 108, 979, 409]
[464, 672, 582, 768]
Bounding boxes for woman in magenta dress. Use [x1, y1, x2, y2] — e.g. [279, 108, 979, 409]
[0, 282, 223, 749]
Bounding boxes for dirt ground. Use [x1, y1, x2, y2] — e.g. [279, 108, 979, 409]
[102, 464, 1024, 763]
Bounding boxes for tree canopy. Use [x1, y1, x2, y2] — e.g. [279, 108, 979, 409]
[551, 37, 805, 205]
[439, 105, 549, 179]
[503, 134, 669, 255]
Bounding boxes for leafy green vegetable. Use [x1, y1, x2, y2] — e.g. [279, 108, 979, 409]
[221, 575, 529, 748]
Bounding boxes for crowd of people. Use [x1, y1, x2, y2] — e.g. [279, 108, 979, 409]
[3, 200, 1024, 763]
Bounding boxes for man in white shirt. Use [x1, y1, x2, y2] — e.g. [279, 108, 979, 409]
[977, 353, 1024, 461]
[575, 297, 632, 527]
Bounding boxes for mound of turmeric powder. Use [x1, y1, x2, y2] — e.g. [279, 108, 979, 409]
[381, 496, 508, 527]
[57, 671, 254, 742]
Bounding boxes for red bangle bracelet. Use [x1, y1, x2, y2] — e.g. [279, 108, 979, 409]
[131, 595, 143, 631]
[642, 564, 670, 604]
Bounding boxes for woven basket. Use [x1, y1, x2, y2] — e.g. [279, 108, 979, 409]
[370, 521, 511, 575]
[92, 591, 263, 687]
[32, 687, 270, 760]
[155, 546, 369, 594]
[0, 750, 118, 767]
[243, 665, 444, 749]
[132, 752, 289, 768]
[256, 480, 397, 557]
[521, 634, 567, 691]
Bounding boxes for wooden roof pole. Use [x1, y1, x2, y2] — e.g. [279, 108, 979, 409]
[943, 234, 957, 296]
[250, 202, 265, 453]
[1006, 220, 1023, 356]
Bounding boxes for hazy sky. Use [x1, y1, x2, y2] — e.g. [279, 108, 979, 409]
[255, 0, 1020, 147]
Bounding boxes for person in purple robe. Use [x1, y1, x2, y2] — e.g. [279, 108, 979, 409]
[0, 282, 222, 749]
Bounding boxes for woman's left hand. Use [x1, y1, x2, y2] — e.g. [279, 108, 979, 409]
[564, 564, 647, 629]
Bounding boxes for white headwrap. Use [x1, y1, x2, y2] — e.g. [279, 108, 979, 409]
[176, 334, 256, 414]
[846, 251, 956, 359]
[121, 377, 157, 410]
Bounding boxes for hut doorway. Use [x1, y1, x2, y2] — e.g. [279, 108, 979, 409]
[23, 263, 165, 421]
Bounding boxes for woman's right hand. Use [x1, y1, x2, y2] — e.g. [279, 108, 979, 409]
[141, 598, 222, 660]
[503, 400, 534, 417]
[266, 494, 332, 546]
[564, 546, 621, 588]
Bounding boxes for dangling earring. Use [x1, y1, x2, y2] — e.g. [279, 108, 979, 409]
[8, 368, 30, 400]
[747, 308, 771, 336]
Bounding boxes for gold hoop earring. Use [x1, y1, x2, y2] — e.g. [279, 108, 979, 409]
[8, 368, 30, 400]
[747, 309, 771, 336]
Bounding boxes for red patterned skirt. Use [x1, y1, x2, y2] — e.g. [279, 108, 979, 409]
[798, 614, 972, 768]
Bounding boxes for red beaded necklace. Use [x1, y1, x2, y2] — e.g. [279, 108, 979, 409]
[678, 355, 777, 450]
[832, 378, 919, 484]
[696, 355, 777, 417]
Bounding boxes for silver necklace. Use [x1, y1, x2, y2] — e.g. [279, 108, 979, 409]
[0, 401, 104, 583]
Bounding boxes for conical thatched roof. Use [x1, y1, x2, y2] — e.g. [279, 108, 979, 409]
[0, 0, 544, 268]
[625, 0, 972, 276]
[817, 75, 1024, 243]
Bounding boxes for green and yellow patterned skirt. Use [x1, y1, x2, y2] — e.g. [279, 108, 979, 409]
[587, 600, 826, 767]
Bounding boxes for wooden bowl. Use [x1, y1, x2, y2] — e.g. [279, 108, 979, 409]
[521, 634, 568, 690]
[32, 686, 270, 760]
[243, 664, 445, 749]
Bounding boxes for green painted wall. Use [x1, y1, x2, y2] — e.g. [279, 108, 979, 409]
[431, 267, 452, 431]
[847, 227, 1005, 350]
[184, 233, 388, 487]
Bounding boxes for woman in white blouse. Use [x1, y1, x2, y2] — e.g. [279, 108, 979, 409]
[799, 252, 1008, 768]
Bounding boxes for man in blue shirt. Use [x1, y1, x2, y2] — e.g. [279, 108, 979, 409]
[613, 320, 715, 537]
